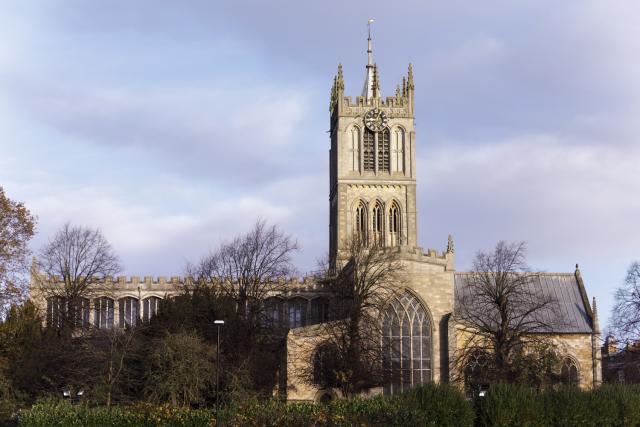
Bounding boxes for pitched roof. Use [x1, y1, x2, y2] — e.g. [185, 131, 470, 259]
[454, 272, 594, 334]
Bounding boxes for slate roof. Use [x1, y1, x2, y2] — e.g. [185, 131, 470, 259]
[454, 272, 594, 334]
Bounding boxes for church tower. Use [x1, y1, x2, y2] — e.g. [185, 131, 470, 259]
[329, 24, 418, 266]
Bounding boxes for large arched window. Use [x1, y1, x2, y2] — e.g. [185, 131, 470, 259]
[382, 291, 431, 395]
[119, 297, 139, 328]
[389, 202, 400, 247]
[391, 128, 405, 173]
[142, 296, 161, 322]
[288, 297, 308, 329]
[363, 129, 375, 171]
[560, 357, 579, 386]
[350, 127, 360, 171]
[94, 297, 114, 329]
[355, 201, 367, 242]
[378, 128, 390, 172]
[372, 201, 384, 245]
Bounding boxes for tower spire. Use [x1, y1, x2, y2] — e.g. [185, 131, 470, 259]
[362, 19, 376, 101]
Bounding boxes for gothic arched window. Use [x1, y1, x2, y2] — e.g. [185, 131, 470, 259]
[560, 357, 579, 386]
[119, 297, 139, 328]
[389, 202, 400, 247]
[382, 291, 431, 395]
[143, 296, 161, 322]
[311, 297, 330, 324]
[378, 128, 390, 172]
[391, 128, 405, 172]
[372, 201, 384, 245]
[363, 129, 375, 171]
[355, 201, 367, 242]
[94, 297, 114, 329]
[313, 343, 339, 387]
[350, 127, 360, 171]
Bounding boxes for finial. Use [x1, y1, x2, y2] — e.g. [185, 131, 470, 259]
[446, 235, 454, 254]
[396, 84, 401, 98]
[407, 63, 414, 90]
[592, 296, 597, 316]
[402, 76, 407, 96]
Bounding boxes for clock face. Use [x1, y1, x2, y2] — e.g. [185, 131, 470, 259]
[364, 108, 388, 132]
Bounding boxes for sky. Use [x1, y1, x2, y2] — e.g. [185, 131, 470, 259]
[1, 1, 639, 332]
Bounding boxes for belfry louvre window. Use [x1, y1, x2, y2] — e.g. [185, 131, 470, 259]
[94, 297, 114, 329]
[378, 129, 390, 172]
[372, 202, 383, 245]
[389, 203, 400, 247]
[142, 296, 161, 322]
[119, 297, 139, 328]
[363, 129, 375, 171]
[382, 291, 431, 395]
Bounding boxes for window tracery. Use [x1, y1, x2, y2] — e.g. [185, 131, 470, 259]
[143, 296, 161, 322]
[560, 357, 579, 386]
[382, 291, 431, 394]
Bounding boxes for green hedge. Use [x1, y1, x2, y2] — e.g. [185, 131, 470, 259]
[477, 384, 640, 427]
[18, 384, 472, 427]
[18, 385, 640, 427]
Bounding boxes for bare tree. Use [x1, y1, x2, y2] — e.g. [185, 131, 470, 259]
[298, 233, 405, 398]
[454, 241, 560, 389]
[187, 219, 299, 328]
[611, 261, 640, 344]
[0, 187, 36, 319]
[35, 223, 121, 331]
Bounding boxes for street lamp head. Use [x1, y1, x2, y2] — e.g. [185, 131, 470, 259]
[214, 320, 225, 325]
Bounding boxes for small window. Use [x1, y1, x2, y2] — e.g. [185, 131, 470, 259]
[389, 203, 400, 247]
[355, 201, 367, 241]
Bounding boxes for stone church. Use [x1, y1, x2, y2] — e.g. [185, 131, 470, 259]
[31, 31, 602, 403]
[282, 31, 601, 401]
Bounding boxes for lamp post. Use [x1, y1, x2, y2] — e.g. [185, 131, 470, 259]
[214, 319, 224, 426]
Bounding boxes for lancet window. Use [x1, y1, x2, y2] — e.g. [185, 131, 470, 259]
[382, 291, 431, 395]
[372, 202, 384, 245]
[389, 203, 400, 247]
[94, 297, 114, 329]
[363, 129, 375, 171]
[142, 296, 161, 322]
[350, 127, 360, 171]
[74, 298, 90, 329]
[378, 129, 390, 172]
[119, 297, 139, 328]
[355, 201, 367, 241]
